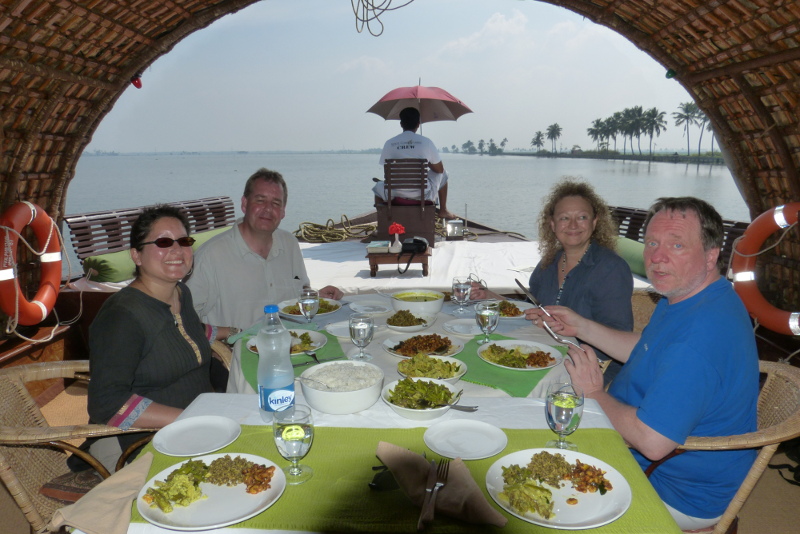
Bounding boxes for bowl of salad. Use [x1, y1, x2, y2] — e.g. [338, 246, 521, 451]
[381, 377, 460, 421]
[396, 354, 467, 384]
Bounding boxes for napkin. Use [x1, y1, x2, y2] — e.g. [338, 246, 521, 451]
[48, 452, 153, 534]
[376, 441, 507, 527]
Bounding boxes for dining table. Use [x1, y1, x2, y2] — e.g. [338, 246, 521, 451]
[116, 294, 681, 533]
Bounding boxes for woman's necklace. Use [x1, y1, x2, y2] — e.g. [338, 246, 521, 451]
[556, 244, 590, 303]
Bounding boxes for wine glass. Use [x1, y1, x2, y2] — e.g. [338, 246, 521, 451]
[545, 382, 584, 451]
[348, 313, 374, 361]
[298, 288, 319, 323]
[474, 300, 500, 344]
[451, 276, 472, 315]
[273, 404, 314, 484]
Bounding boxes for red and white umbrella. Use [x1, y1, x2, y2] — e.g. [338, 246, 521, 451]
[367, 85, 473, 124]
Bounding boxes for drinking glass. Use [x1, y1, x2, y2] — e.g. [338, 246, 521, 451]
[298, 288, 319, 323]
[452, 276, 472, 315]
[474, 300, 500, 344]
[545, 382, 584, 451]
[273, 404, 314, 484]
[349, 313, 374, 361]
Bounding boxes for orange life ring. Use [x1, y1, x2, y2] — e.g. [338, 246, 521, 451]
[0, 201, 62, 325]
[731, 202, 800, 336]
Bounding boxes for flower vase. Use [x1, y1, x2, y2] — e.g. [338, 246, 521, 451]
[389, 233, 402, 253]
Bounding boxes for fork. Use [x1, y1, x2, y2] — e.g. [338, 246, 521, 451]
[419, 459, 450, 526]
[513, 278, 585, 353]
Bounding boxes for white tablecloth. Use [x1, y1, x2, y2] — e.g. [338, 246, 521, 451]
[227, 293, 571, 398]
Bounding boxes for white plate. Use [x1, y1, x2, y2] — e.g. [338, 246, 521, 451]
[349, 300, 392, 314]
[278, 298, 342, 318]
[137, 453, 286, 530]
[397, 355, 467, 384]
[424, 420, 507, 460]
[152, 416, 241, 457]
[498, 300, 536, 319]
[486, 448, 632, 529]
[442, 318, 482, 336]
[382, 334, 463, 358]
[477, 340, 563, 371]
[246, 329, 327, 355]
[386, 313, 436, 333]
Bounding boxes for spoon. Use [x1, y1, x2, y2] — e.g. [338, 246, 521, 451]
[433, 389, 477, 411]
[296, 375, 330, 388]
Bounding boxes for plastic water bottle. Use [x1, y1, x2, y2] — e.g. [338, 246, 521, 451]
[256, 304, 294, 422]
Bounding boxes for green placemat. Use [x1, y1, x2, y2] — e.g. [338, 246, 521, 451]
[454, 334, 568, 397]
[132, 426, 678, 533]
[241, 332, 346, 391]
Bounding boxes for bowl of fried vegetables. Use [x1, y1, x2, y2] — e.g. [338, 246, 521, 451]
[397, 354, 467, 384]
[381, 377, 460, 420]
[385, 310, 435, 333]
[390, 289, 445, 316]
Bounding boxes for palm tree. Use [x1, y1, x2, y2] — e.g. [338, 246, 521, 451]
[587, 119, 604, 151]
[461, 140, 475, 154]
[500, 138, 508, 151]
[619, 106, 645, 155]
[531, 132, 545, 152]
[695, 108, 709, 155]
[478, 139, 485, 155]
[450, 144, 458, 153]
[606, 113, 622, 153]
[643, 107, 668, 156]
[673, 101, 699, 156]
[707, 121, 717, 156]
[546, 123, 562, 153]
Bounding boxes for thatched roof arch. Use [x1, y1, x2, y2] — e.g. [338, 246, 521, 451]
[1, 0, 799, 308]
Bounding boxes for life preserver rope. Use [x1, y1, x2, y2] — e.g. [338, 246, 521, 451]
[730, 202, 800, 336]
[0, 201, 63, 326]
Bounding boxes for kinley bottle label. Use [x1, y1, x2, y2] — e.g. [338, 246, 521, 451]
[259, 384, 295, 413]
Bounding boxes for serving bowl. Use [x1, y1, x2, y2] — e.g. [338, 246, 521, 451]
[381, 377, 460, 421]
[397, 355, 467, 384]
[390, 289, 445, 315]
[299, 361, 384, 415]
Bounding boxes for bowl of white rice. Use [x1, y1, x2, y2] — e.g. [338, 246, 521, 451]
[298, 361, 384, 414]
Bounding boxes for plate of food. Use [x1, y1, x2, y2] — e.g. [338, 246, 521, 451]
[442, 318, 482, 336]
[278, 298, 341, 317]
[386, 310, 435, 333]
[382, 333, 462, 358]
[397, 354, 466, 384]
[349, 300, 393, 315]
[424, 420, 507, 460]
[485, 448, 631, 529]
[137, 453, 286, 530]
[152, 416, 241, 457]
[477, 340, 563, 371]
[498, 300, 536, 319]
[246, 329, 327, 355]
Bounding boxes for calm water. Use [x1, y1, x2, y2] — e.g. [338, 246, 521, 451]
[69, 152, 751, 242]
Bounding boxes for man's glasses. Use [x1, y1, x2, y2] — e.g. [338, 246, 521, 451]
[140, 236, 196, 248]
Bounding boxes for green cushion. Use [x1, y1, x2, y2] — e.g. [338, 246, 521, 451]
[616, 236, 646, 277]
[82, 226, 231, 283]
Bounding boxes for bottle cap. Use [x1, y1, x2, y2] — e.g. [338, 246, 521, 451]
[264, 304, 279, 313]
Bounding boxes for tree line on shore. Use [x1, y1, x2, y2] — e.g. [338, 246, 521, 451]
[444, 101, 716, 157]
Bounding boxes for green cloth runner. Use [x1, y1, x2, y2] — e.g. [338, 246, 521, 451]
[454, 334, 568, 397]
[241, 332, 346, 391]
[132, 426, 678, 533]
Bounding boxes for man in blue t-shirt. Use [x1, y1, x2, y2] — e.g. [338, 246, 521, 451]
[529, 197, 759, 530]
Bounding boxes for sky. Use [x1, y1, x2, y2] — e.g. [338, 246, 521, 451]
[86, 0, 707, 154]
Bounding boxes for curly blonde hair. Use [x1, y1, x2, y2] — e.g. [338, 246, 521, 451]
[537, 178, 619, 266]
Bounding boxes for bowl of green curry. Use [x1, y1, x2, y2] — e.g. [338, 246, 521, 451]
[390, 289, 445, 316]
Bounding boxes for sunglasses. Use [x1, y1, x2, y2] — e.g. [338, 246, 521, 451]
[140, 236, 196, 248]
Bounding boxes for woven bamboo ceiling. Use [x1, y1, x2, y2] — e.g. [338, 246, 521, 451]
[0, 0, 799, 308]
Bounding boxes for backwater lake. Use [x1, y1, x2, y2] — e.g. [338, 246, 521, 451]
[65, 151, 751, 271]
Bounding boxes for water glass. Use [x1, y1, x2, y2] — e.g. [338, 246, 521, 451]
[545, 382, 584, 451]
[273, 404, 314, 484]
[349, 313, 374, 361]
[474, 300, 500, 344]
[298, 288, 319, 323]
[452, 276, 472, 315]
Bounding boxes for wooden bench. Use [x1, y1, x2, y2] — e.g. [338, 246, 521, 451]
[609, 205, 749, 275]
[63, 196, 236, 262]
[367, 248, 432, 277]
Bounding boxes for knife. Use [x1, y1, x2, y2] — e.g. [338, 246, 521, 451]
[280, 314, 308, 325]
[514, 279, 555, 319]
[417, 460, 438, 530]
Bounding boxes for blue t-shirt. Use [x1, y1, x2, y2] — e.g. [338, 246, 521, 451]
[608, 278, 759, 518]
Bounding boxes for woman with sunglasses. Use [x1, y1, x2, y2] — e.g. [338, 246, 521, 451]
[85, 205, 214, 472]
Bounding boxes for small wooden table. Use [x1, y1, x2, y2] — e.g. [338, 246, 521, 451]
[367, 248, 431, 277]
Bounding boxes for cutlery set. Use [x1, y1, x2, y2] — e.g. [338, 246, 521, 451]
[417, 458, 450, 529]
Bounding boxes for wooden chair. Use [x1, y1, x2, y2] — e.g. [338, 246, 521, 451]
[374, 158, 436, 246]
[0, 361, 156, 534]
[645, 360, 800, 534]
